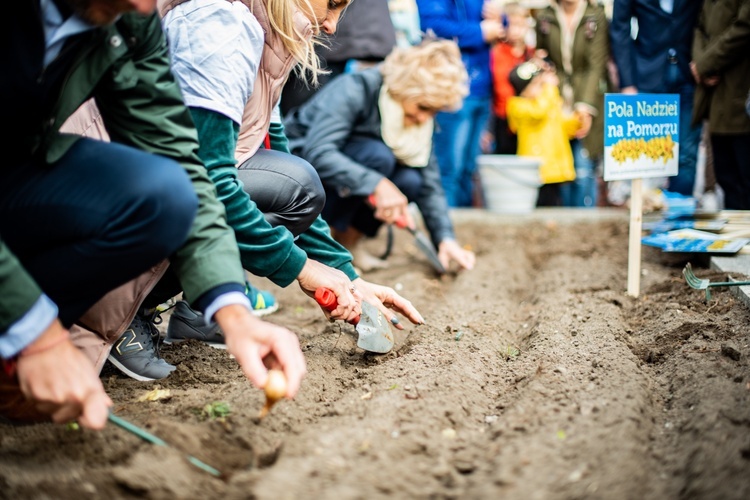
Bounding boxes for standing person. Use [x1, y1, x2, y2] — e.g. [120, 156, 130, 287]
[691, 0, 750, 210]
[0, 0, 306, 427]
[610, 0, 703, 198]
[284, 39, 476, 273]
[489, 1, 534, 155]
[535, 0, 609, 208]
[506, 60, 583, 206]
[416, 0, 505, 207]
[279, 0, 398, 116]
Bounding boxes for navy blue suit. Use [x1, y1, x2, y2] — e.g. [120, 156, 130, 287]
[610, 0, 704, 197]
[611, 0, 702, 92]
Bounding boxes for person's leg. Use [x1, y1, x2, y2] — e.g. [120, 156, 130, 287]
[391, 165, 423, 202]
[494, 117, 518, 155]
[460, 96, 491, 208]
[324, 137, 398, 271]
[237, 148, 326, 237]
[0, 138, 197, 326]
[563, 140, 598, 208]
[667, 84, 702, 196]
[320, 136, 396, 234]
[433, 107, 471, 207]
[711, 134, 750, 210]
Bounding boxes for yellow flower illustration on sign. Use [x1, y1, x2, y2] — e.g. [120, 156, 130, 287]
[611, 135, 675, 164]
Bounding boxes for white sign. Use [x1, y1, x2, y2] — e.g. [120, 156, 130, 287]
[603, 93, 680, 181]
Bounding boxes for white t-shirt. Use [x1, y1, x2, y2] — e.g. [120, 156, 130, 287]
[162, 0, 264, 124]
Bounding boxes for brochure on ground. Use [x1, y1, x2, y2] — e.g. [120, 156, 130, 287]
[642, 228, 750, 254]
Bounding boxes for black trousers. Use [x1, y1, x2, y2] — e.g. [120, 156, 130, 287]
[0, 139, 197, 326]
[711, 133, 750, 210]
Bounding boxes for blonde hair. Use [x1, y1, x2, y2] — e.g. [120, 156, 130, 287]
[266, 0, 336, 86]
[503, 1, 529, 18]
[380, 38, 469, 111]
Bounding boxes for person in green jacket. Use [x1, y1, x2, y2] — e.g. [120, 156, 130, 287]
[0, 0, 306, 429]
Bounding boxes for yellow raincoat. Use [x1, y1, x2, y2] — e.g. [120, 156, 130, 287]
[507, 83, 581, 184]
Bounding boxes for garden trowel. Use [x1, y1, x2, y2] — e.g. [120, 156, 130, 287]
[314, 288, 394, 353]
[394, 216, 446, 275]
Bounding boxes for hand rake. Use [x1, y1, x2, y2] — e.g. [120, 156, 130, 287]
[682, 263, 750, 301]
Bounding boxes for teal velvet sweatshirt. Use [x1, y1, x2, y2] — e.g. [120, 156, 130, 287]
[189, 108, 358, 287]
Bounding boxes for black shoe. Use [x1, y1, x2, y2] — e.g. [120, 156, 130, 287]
[165, 301, 226, 349]
[107, 311, 176, 381]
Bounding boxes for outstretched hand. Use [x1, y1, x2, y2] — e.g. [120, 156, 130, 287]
[216, 304, 307, 400]
[438, 239, 475, 271]
[352, 278, 424, 329]
[16, 319, 112, 429]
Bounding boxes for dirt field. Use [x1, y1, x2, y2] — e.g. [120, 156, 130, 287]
[2, 209, 750, 500]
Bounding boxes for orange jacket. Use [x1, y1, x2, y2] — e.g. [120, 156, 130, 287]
[490, 42, 533, 119]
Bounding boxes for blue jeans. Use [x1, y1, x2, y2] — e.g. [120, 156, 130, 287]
[433, 96, 491, 207]
[0, 139, 197, 326]
[560, 140, 598, 208]
[665, 64, 702, 197]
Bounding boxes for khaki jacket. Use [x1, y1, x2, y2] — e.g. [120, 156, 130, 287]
[692, 0, 750, 134]
[535, 0, 609, 158]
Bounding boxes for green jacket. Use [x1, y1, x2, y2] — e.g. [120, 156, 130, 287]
[1, 12, 245, 331]
[535, 1, 610, 158]
[692, 0, 750, 134]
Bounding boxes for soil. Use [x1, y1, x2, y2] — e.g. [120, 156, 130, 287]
[2, 209, 750, 500]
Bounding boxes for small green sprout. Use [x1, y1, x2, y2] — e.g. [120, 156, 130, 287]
[202, 401, 231, 420]
[503, 345, 521, 361]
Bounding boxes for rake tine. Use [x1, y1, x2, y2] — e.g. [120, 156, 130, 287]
[683, 263, 750, 302]
[683, 263, 708, 290]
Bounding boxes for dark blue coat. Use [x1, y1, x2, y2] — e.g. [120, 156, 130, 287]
[610, 0, 703, 92]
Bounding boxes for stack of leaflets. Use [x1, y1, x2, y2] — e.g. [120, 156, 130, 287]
[642, 229, 750, 254]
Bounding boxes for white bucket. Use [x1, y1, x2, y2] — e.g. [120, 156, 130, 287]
[477, 155, 542, 214]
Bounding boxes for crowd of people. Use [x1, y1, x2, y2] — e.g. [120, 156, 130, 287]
[1, 0, 748, 434]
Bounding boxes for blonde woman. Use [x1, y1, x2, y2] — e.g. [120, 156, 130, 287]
[284, 39, 476, 272]
[146, 0, 425, 356]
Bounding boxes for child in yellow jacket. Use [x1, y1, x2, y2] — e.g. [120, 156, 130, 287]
[506, 61, 581, 206]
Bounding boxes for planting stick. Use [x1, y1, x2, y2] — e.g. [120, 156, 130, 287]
[627, 178, 643, 297]
[108, 412, 222, 477]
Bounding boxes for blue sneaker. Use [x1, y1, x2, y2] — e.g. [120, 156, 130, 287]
[245, 281, 278, 317]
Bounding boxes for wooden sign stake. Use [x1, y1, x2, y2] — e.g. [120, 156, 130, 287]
[627, 178, 643, 297]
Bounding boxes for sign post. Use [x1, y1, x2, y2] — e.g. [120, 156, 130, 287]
[603, 93, 680, 297]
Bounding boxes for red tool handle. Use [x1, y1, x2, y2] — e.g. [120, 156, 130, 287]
[368, 195, 412, 230]
[314, 288, 360, 325]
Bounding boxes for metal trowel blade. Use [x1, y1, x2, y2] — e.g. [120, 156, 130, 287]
[356, 301, 394, 354]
